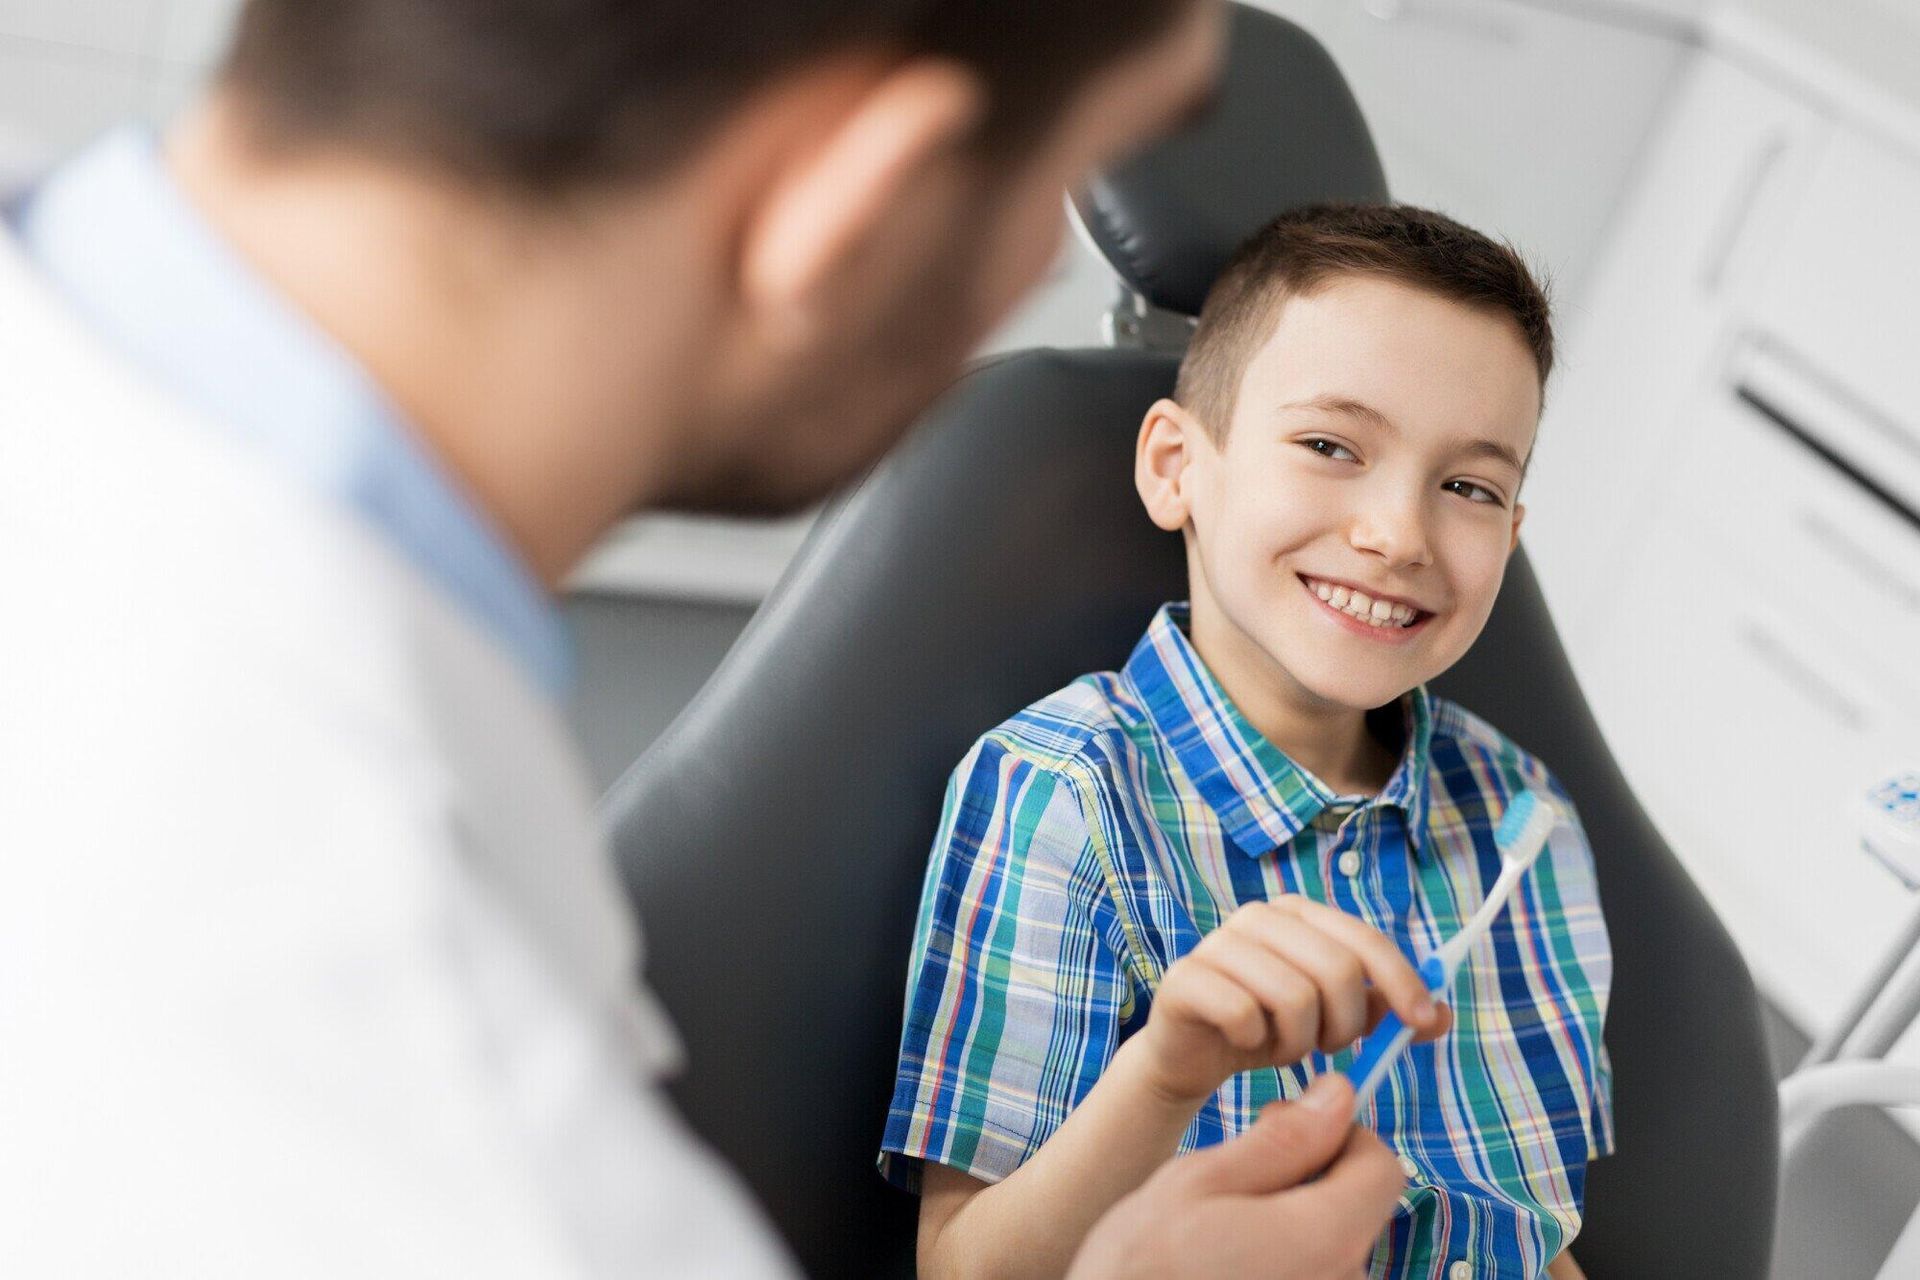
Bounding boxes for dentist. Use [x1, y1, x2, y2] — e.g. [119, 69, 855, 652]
[1, 1, 1404, 1273]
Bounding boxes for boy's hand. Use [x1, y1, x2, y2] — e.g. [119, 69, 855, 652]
[1133, 897, 1449, 1106]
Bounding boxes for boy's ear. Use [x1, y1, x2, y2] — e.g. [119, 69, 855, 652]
[1136, 397, 1205, 533]
[1509, 502, 1527, 552]
[738, 58, 984, 340]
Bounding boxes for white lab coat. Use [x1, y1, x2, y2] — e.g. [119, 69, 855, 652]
[0, 229, 795, 1276]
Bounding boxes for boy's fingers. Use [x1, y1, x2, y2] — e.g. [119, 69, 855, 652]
[1230, 913, 1371, 1050]
[1361, 990, 1451, 1042]
[1274, 898, 1439, 1032]
[1174, 957, 1271, 1052]
[1181, 1074, 1359, 1197]
[1201, 932, 1320, 1056]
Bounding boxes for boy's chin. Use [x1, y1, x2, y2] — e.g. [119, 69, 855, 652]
[1292, 670, 1416, 715]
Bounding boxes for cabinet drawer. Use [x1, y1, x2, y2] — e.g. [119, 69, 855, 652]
[1583, 503, 1920, 1031]
[1665, 336, 1920, 686]
[1753, 129, 1920, 437]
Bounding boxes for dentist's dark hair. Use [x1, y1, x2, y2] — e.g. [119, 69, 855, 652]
[219, 0, 1190, 192]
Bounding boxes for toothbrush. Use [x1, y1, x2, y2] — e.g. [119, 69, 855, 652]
[1342, 787, 1562, 1116]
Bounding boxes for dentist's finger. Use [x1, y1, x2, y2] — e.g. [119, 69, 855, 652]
[1293, 1124, 1408, 1269]
[1179, 1073, 1362, 1197]
[1301, 1122, 1409, 1216]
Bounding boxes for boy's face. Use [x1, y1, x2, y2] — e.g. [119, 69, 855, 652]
[1137, 274, 1540, 716]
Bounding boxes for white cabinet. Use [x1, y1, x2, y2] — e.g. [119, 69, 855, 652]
[1581, 401, 1920, 1031]
[1525, 16, 1920, 1045]
[1524, 53, 1828, 631]
[1755, 128, 1920, 437]
[1704, 337, 1920, 689]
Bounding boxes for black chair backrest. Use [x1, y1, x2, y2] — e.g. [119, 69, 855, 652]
[610, 351, 1189, 1277]
[605, 8, 1777, 1276]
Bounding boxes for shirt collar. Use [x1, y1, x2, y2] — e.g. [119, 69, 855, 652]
[1122, 603, 1435, 858]
[10, 127, 573, 700]
[1376, 682, 1435, 855]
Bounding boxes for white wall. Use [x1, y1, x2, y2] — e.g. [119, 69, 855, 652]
[0, 0, 238, 180]
[0, 0, 1705, 368]
[1, 0, 1692, 329]
[0, 0, 1701, 598]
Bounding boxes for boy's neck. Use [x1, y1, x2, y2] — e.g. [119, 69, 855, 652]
[1184, 606, 1404, 798]
[1262, 701, 1400, 800]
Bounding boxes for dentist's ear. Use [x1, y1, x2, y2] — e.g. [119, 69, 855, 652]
[1136, 398, 1206, 533]
[739, 58, 984, 342]
[1509, 502, 1527, 552]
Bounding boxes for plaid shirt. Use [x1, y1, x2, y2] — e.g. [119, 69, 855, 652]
[881, 603, 1613, 1279]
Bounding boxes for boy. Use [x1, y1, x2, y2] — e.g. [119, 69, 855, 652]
[880, 205, 1613, 1279]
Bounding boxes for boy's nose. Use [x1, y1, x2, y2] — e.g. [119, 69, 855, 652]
[1348, 499, 1433, 569]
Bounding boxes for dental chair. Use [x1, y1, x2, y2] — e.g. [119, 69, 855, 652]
[603, 5, 1778, 1275]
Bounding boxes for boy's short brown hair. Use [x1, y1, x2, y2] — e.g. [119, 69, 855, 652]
[1173, 203, 1554, 435]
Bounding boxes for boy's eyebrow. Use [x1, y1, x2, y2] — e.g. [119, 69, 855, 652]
[1281, 394, 1529, 476]
[1282, 394, 1396, 432]
[1458, 438, 1531, 477]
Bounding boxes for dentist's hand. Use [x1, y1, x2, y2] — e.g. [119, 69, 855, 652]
[1133, 897, 1449, 1107]
[1066, 1074, 1403, 1279]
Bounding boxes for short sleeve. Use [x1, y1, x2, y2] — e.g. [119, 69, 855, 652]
[1588, 1041, 1617, 1160]
[878, 736, 1134, 1191]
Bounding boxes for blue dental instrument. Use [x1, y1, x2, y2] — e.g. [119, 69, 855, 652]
[1343, 788, 1561, 1116]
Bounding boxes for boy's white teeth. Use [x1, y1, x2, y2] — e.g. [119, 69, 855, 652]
[1308, 578, 1419, 627]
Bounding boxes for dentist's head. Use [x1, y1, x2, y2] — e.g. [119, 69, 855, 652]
[168, 0, 1224, 583]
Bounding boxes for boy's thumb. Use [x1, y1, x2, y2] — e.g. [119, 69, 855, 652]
[1182, 1074, 1355, 1198]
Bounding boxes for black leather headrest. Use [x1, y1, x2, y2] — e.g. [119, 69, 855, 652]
[1071, 3, 1388, 318]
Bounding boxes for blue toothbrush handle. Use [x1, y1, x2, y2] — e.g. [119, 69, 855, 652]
[1344, 954, 1448, 1112]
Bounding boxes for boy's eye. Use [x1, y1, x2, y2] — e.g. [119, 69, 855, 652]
[1444, 478, 1503, 505]
[1301, 438, 1358, 462]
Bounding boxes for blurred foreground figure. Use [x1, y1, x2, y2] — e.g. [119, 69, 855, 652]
[0, 2, 1410, 1274]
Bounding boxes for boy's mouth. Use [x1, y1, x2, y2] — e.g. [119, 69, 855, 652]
[1298, 574, 1435, 639]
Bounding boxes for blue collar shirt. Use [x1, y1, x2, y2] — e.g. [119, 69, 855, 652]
[9, 128, 572, 699]
[883, 603, 1615, 1278]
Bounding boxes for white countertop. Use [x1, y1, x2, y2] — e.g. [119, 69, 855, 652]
[566, 510, 819, 604]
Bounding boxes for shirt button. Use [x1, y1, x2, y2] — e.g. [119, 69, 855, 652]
[1397, 1154, 1420, 1180]
[1337, 849, 1363, 877]
[1449, 1263, 1473, 1280]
